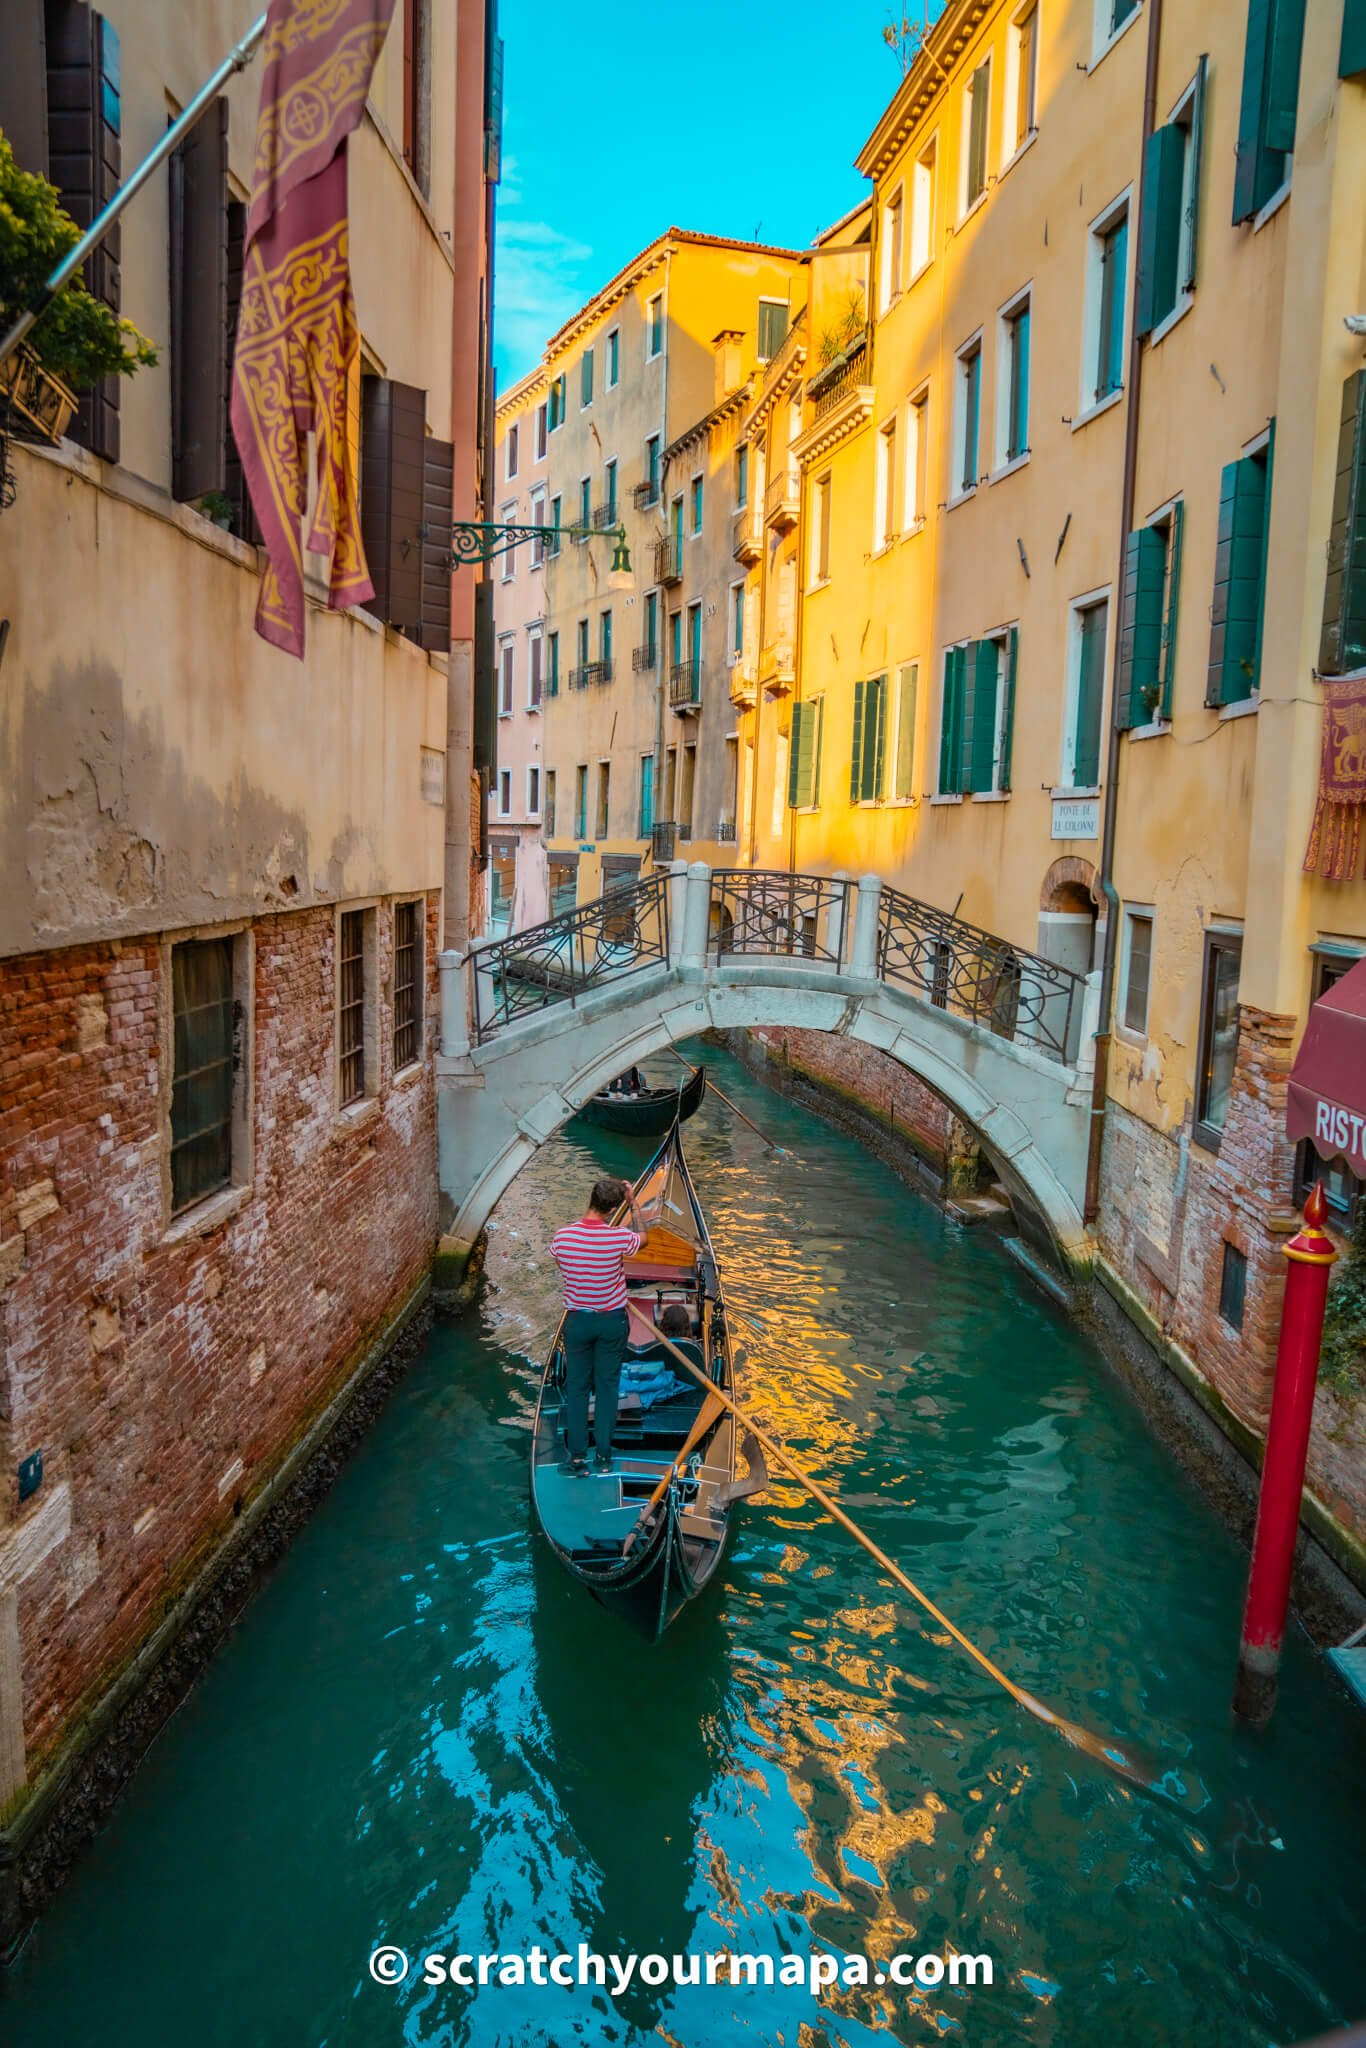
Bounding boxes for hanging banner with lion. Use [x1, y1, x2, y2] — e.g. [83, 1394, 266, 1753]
[1303, 674, 1366, 881]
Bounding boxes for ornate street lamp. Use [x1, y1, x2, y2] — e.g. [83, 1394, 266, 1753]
[434, 518, 633, 592]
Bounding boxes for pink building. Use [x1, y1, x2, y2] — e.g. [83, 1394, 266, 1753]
[488, 367, 552, 933]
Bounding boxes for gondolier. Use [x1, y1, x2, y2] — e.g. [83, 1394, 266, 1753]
[551, 1179, 650, 1476]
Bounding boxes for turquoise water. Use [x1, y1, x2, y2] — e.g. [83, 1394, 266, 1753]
[3, 1042, 1365, 2047]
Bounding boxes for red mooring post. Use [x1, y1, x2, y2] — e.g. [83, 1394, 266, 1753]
[1233, 1183, 1339, 1723]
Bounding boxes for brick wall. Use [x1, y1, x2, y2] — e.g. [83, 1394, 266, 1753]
[0, 897, 440, 1789]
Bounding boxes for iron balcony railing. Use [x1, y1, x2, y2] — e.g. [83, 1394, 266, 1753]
[472, 873, 671, 1042]
[568, 660, 611, 689]
[633, 478, 659, 510]
[669, 661, 702, 709]
[633, 642, 658, 671]
[592, 503, 618, 530]
[709, 870, 850, 967]
[808, 334, 869, 420]
[716, 817, 737, 843]
[878, 884, 1082, 1062]
[654, 535, 682, 584]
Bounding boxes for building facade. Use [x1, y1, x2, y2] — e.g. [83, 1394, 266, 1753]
[0, 0, 492, 1841]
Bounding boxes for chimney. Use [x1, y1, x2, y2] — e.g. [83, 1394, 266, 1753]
[712, 329, 744, 404]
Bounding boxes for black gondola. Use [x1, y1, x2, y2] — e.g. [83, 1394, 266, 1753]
[530, 1125, 756, 1637]
[575, 1061, 707, 1137]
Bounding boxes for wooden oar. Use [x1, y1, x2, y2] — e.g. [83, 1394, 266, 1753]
[621, 1390, 726, 1555]
[638, 1319, 1160, 1795]
[666, 1049, 785, 1151]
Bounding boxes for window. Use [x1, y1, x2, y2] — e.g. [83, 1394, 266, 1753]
[392, 900, 422, 1070]
[892, 662, 918, 801]
[604, 457, 618, 521]
[1065, 599, 1108, 787]
[169, 936, 238, 1213]
[875, 421, 898, 548]
[574, 765, 588, 837]
[669, 609, 682, 673]
[735, 443, 749, 508]
[1195, 929, 1242, 1148]
[730, 581, 745, 658]
[1120, 906, 1154, 1035]
[1137, 64, 1207, 337]
[811, 472, 832, 584]
[1295, 949, 1366, 1220]
[788, 697, 824, 808]
[498, 638, 514, 716]
[690, 473, 703, 535]
[1319, 370, 1366, 676]
[639, 754, 655, 836]
[679, 745, 696, 838]
[906, 388, 930, 527]
[578, 475, 592, 533]
[963, 59, 991, 214]
[548, 494, 562, 556]
[1117, 501, 1183, 726]
[576, 617, 590, 671]
[1000, 293, 1030, 465]
[599, 607, 613, 674]
[527, 767, 541, 818]
[644, 434, 661, 505]
[772, 734, 790, 837]
[1232, 0, 1306, 222]
[528, 626, 543, 707]
[647, 293, 663, 358]
[850, 675, 887, 802]
[534, 401, 548, 461]
[581, 348, 594, 408]
[547, 630, 560, 698]
[1207, 432, 1273, 707]
[910, 136, 937, 276]
[1219, 1243, 1248, 1331]
[499, 500, 517, 581]
[1097, 0, 1140, 50]
[1089, 202, 1129, 405]
[545, 770, 557, 835]
[938, 633, 1018, 795]
[757, 298, 789, 361]
[1344, 0, 1366, 79]
[642, 590, 658, 664]
[955, 339, 982, 495]
[880, 186, 904, 312]
[607, 327, 620, 387]
[505, 422, 519, 479]
[595, 761, 611, 839]
[686, 601, 702, 690]
[337, 908, 375, 1109]
[1009, 4, 1038, 154]
[548, 373, 566, 430]
[497, 768, 511, 816]
[530, 484, 547, 568]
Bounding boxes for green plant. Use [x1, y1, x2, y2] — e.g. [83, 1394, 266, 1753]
[815, 291, 868, 370]
[195, 489, 235, 527]
[1320, 1195, 1366, 1398]
[0, 131, 157, 391]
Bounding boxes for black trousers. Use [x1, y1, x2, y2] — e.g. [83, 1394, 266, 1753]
[562, 1308, 629, 1460]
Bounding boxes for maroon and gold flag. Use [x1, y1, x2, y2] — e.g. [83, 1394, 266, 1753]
[231, 0, 397, 657]
[1303, 674, 1366, 881]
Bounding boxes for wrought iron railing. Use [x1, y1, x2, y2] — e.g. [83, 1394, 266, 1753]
[592, 503, 617, 530]
[716, 817, 737, 843]
[569, 661, 611, 689]
[568, 665, 590, 691]
[669, 661, 702, 709]
[472, 873, 671, 1042]
[633, 642, 657, 672]
[764, 464, 799, 526]
[878, 885, 1082, 1061]
[809, 335, 869, 420]
[654, 535, 682, 584]
[633, 479, 659, 510]
[709, 870, 850, 967]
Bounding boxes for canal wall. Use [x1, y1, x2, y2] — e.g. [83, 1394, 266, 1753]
[725, 1025, 1366, 1623]
[0, 899, 443, 1940]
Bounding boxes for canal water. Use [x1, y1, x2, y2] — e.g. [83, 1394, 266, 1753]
[4, 1042, 1365, 2048]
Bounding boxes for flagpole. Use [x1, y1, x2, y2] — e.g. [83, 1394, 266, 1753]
[0, 10, 270, 374]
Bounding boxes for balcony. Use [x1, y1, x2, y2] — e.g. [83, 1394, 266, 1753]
[651, 821, 679, 863]
[568, 660, 612, 690]
[764, 462, 799, 531]
[633, 478, 659, 511]
[732, 501, 762, 564]
[716, 817, 738, 844]
[669, 661, 703, 713]
[728, 656, 756, 710]
[757, 638, 795, 695]
[592, 503, 618, 531]
[654, 535, 683, 585]
[632, 641, 658, 672]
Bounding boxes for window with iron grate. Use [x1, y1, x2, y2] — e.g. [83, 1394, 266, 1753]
[170, 938, 236, 1214]
[393, 901, 421, 1071]
[339, 910, 367, 1106]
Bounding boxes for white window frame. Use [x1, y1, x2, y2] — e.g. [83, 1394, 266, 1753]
[1149, 71, 1203, 346]
[951, 331, 984, 505]
[1060, 587, 1111, 790]
[993, 283, 1032, 475]
[497, 769, 512, 817]
[1119, 902, 1155, 1039]
[757, 296, 788, 363]
[910, 134, 937, 281]
[497, 636, 515, 718]
[1004, 0, 1040, 164]
[505, 422, 519, 481]
[690, 471, 704, 537]
[904, 383, 930, 532]
[809, 471, 832, 589]
[646, 293, 663, 360]
[606, 326, 620, 388]
[1090, 0, 1142, 72]
[1078, 187, 1133, 424]
[527, 765, 542, 820]
[874, 415, 899, 551]
[527, 623, 543, 709]
[958, 55, 992, 222]
[534, 401, 548, 462]
[879, 183, 904, 314]
[976, 630, 1013, 797]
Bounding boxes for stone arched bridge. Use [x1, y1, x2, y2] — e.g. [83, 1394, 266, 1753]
[435, 865, 1100, 1272]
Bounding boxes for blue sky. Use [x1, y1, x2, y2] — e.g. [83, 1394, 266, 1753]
[493, 1, 931, 389]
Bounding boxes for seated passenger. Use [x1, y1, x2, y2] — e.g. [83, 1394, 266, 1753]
[649, 1301, 704, 1374]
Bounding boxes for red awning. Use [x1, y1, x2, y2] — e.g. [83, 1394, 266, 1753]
[1286, 954, 1366, 1178]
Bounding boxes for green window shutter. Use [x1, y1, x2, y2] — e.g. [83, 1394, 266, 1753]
[1207, 452, 1269, 704]
[1161, 500, 1184, 715]
[1008, 304, 1030, 461]
[1117, 524, 1166, 726]
[1136, 123, 1185, 337]
[1343, 0, 1366, 77]
[939, 647, 965, 793]
[849, 680, 866, 801]
[789, 701, 820, 808]
[1074, 609, 1106, 786]
[871, 675, 887, 799]
[1320, 371, 1366, 675]
[1264, 0, 1307, 152]
[967, 63, 989, 203]
[967, 640, 1000, 794]
[1233, 0, 1274, 221]
[856, 675, 886, 800]
[788, 704, 805, 807]
[894, 664, 918, 799]
[1183, 56, 1208, 292]
[999, 629, 1018, 792]
[1097, 217, 1128, 399]
[581, 351, 593, 405]
[1233, 0, 1304, 220]
[811, 698, 824, 805]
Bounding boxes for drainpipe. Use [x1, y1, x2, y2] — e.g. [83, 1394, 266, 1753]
[1084, 0, 1164, 1223]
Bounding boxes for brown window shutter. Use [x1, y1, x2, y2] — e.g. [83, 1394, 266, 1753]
[359, 378, 426, 633]
[0, 0, 50, 176]
[418, 437, 454, 650]
[170, 95, 229, 504]
[45, 0, 122, 462]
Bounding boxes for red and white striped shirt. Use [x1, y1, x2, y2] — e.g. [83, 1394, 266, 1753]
[550, 1217, 643, 1312]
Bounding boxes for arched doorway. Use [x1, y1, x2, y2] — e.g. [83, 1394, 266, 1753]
[1038, 857, 1103, 981]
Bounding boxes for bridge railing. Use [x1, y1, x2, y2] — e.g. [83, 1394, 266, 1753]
[471, 873, 670, 1043]
[878, 884, 1082, 1062]
[709, 870, 850, 967]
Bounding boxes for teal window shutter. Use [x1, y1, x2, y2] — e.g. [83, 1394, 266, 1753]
[939, 647, 965, 793]
[1233, 0, 1305, 221]
[1006, 304, 1030, 461]
[1136, 124, 1186, 336]
[1182, 57, 1208, 292]
[1343, 0, 1366, 77]
[1207, 450, 1270, 704]
[1264, 0, 1307, 152]
[849, 679, 866, 801]
[811, 697, 824, 804]
[1320, 370, 1366, 675]
[789, 701, 820, 807]
[788, 703, 806, 807]
[961, 349, 981, 490]
[967, 640, 1000, 793]
[871, 674, 887, 798]
[999, 629, 1018, 791]
[1160, 500, 1184, 716]
[1117, 525, 1166, 726]
[1096, 216, 1128, 400]
[1073, 608, 1106, 786]
[581, 350, 593, 406]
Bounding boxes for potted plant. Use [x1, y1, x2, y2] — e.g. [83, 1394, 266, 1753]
[0, 132, 157, 448]
[195, 490, 236, 531]
[1139, 682, 1163, 722]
